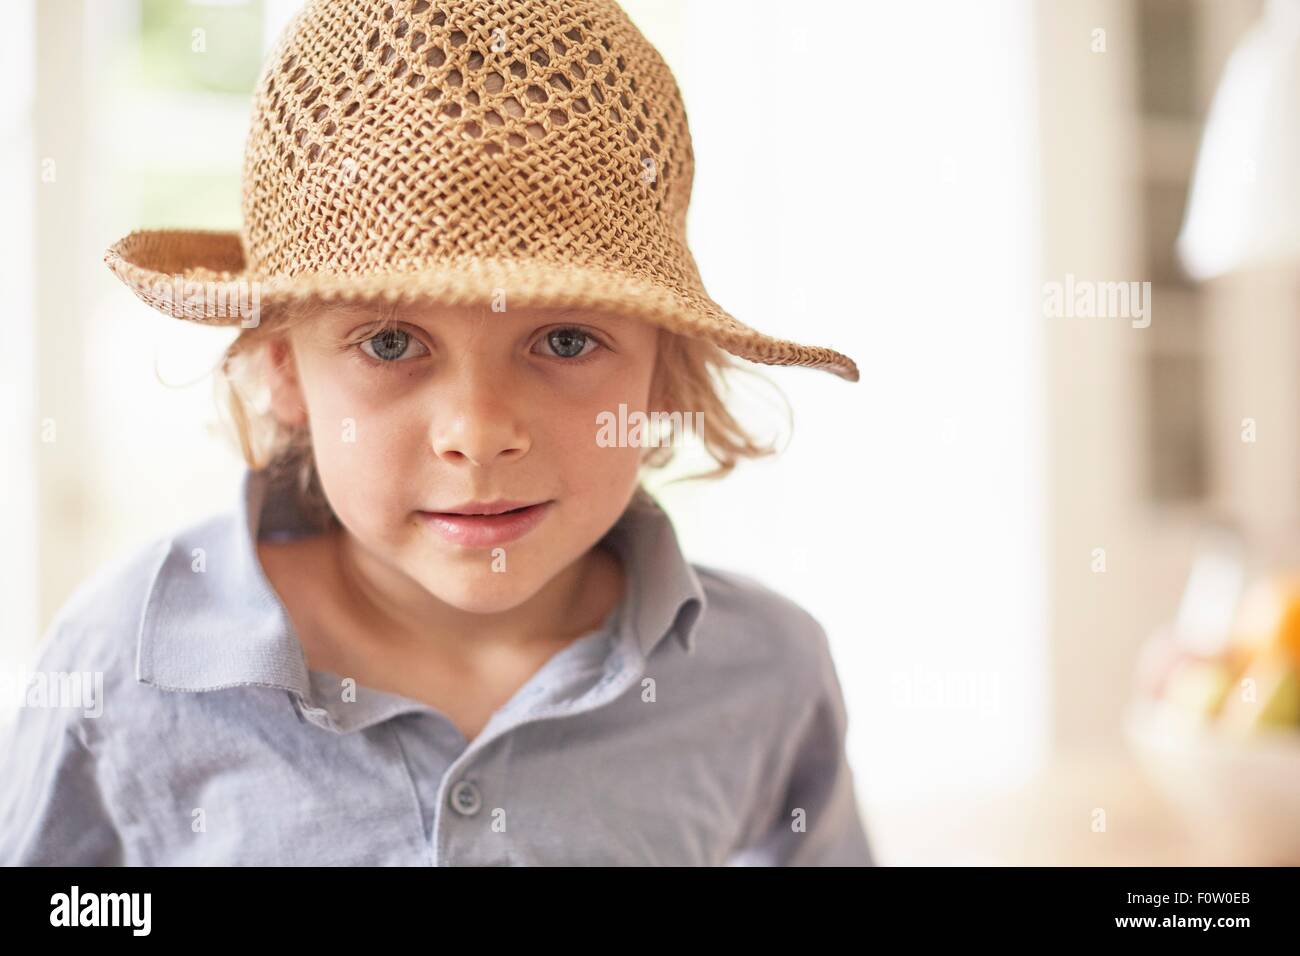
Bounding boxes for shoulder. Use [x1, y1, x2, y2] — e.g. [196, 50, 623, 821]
[0, 529, 173, 825]
[688, 562, 838, 694]
[24, 506, 237, 696]
[0, 524, 194, 865]
[29, 535, 170, 681]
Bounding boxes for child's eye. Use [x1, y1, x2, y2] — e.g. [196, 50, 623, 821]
[353, 325, 604, 366]
[359, 328, 429, 363]
[535, 327, 604, 363]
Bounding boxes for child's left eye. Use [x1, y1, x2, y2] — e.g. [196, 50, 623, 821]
[359, 328, 429, 363]
[535, 327, 603, 362]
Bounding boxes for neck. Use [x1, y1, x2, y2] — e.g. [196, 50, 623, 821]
[328, 529, 620, 661]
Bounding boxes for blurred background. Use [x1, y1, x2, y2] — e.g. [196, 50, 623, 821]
[3, 0, 1299, 864]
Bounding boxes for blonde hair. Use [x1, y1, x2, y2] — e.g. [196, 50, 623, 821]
[214, 298, 790, 529]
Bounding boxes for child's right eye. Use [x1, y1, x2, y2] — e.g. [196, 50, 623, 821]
[359, 328, 430, 363]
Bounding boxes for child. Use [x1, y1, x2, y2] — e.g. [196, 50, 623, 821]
[0, 0, 869, 865]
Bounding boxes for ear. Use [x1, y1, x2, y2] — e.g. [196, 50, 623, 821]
[264, 334, 308, 428]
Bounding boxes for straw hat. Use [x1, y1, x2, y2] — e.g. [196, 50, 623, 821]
[103, 0, 859, 382]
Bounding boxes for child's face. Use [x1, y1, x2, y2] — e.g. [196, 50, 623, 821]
[266, 302, 663, 615]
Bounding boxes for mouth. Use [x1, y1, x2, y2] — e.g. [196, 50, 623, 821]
[417, 501, 555, 548]
[441, 504, 534, 517]
[428, 499, 546, 517]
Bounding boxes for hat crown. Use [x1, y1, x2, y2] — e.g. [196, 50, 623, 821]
[242, 0, 697, 283]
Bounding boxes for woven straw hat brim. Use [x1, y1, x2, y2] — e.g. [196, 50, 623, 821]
[105, 228, 860, 382]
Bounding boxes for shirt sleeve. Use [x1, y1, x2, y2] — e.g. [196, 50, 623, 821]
[726, 618, 875, 867]
[0, 629, 126, 866]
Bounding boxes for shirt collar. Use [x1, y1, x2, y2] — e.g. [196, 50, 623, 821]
[137, 467, 707, 696]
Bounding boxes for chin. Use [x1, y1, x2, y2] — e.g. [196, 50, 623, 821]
[418, 567, 542, 615]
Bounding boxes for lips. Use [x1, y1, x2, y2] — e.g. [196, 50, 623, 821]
[434, 500, 541, 516]
[418, 501, 554, 548]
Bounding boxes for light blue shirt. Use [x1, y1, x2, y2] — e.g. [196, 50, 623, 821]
[0, 466, 874, 865]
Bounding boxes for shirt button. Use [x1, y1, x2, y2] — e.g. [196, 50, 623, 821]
[449, 779, 482, 816]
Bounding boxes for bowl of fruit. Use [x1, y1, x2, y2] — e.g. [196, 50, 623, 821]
[1125, 559, 1300, 864]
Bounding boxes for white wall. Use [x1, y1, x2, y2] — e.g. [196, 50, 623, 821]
[636, 0, 1049, 809]
[0, 1, 39, 726]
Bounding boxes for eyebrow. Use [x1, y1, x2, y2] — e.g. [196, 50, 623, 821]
[315, 301, 399, 322]
[315, 302, 635, 343]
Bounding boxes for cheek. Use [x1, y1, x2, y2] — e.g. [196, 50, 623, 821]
[544, 375, 650, 499]
[295, 357, 423, 526]
[556, 421, 640, 484]
[299, 354, 421, 450]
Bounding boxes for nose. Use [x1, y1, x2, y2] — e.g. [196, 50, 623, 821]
[428, 362, 531, 467]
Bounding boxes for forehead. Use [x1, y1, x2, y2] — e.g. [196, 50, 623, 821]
[309, 300, 627, 328]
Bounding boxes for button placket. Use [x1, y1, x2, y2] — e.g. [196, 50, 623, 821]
[449, 778, 482, 816]
[431, 627, 642, 864]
